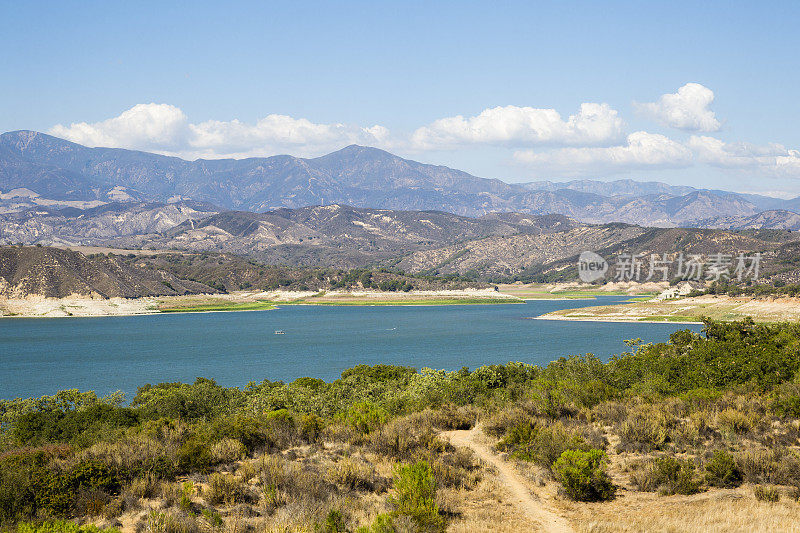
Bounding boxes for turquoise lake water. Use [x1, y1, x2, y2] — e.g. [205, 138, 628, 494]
[0, 297, 701, 400]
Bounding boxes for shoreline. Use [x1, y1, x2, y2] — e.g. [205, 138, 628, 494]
[0, 289, 523, 318]
[535, 294, 800, 324]
[531, 315, 704, 325]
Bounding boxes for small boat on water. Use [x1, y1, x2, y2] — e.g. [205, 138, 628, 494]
[274, 330, 285, 335]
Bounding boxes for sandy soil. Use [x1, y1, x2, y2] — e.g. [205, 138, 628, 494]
[0, 295, 158, 318]
[1, 288, 519, 318]
[497, 282, 668, 299]
[296, 288, 520, 303]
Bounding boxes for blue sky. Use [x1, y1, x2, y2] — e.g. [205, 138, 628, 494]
[2, 1, 800, 195]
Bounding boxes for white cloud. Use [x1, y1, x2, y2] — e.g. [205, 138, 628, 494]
[49, 103, 392, 159]
[635, 83, 721, 132]
[513, 131, 693, 177]
[689, 135, 800, 178]
[44, 99, 800, 184]
[410, 103, 624, 150]
[49, 104, 191, 152]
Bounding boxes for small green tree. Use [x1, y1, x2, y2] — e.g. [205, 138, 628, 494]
[553, 449, 615, 501]
[705, 450, 743, 488]
[390, 461, 444, 531]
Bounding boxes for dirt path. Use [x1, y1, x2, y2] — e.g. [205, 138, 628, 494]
[442, 428, 574, 533]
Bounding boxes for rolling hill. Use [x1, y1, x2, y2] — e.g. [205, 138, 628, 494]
[0, 246, 216, 298]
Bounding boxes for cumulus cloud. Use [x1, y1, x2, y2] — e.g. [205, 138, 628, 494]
[635, 83, 721, 132]
[689, 136, 800, 177]
[49, 104, 192, 152]
[410, 103, 624, 150]
[513, 132, 800, 179]
[513, 131, 693, 176]
[49, 103, 392, 159]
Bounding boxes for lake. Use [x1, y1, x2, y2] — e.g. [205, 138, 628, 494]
[0, 296, 701, 400]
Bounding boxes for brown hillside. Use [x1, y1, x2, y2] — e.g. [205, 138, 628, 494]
[0, 246, 216, 298]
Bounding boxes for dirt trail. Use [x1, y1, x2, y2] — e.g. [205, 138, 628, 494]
[442, 428, 574, 533]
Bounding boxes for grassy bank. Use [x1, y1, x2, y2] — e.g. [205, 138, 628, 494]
[282, 297, 521, 306]
[3, 319, 800, 531]
[159, 301, 276, 313]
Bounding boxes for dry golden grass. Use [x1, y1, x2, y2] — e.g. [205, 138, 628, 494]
[562, 487, 800, 533]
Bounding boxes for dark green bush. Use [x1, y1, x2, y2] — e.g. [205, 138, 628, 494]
[132, 378, 236, 420]
[0, 452, 123, 521]
[200, 414, 267, 452]
[770, 382, 800, 417]
[553, 448, 615, 502]
[11, 405, 139, 446]
[176, 439, 213, 474]
[321, 510, 347, 533]
[705, 450, 743, 488]
[299, 414, 324, 442]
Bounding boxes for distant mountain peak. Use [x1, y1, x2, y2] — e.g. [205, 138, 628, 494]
[316, 144, 398, 161]
[3, 130, 800, 225]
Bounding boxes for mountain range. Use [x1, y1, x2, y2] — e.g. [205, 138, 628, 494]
[3, 201, 800, 285]
[3, 130, 800, 227]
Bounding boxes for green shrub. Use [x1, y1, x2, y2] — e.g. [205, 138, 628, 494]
[552, 449, 615, 502]
[0, 454, 124, 520]
[771, 382, 800, 417]
[754, 485, 780, 502]
[132, 378, 234, 420]
[390, 461, 444, 532]
[321, 510, 347, 533]
[499, 421, 588, 469]
[16, 520, 121, 533]
[300, 414, 324, 442]
[263, 409, 298, 448]
[632, 457, 701, 495]
[201, 415, 267, 452]
[356, 513, 395, 533]
[705, 450, 743, 488]
[176, 439, 213, 474]
[341, 402, 389, 435]
[200, 509, 223, 529]
[716, 409, 753, 434]
[10, 405, 139, 447]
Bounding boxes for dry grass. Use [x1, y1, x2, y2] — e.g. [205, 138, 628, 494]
[564, 488, 800, 533]
[541, 294, 800, 323]
[85, 398, 800, 533]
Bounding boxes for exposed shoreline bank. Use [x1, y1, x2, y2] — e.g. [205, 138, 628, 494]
[0, 288, 522, 318]
[531, 314, 704, 325]
[536, 294, 800, 324]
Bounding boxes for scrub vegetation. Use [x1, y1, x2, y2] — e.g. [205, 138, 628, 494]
[2, 318, 800, 531]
